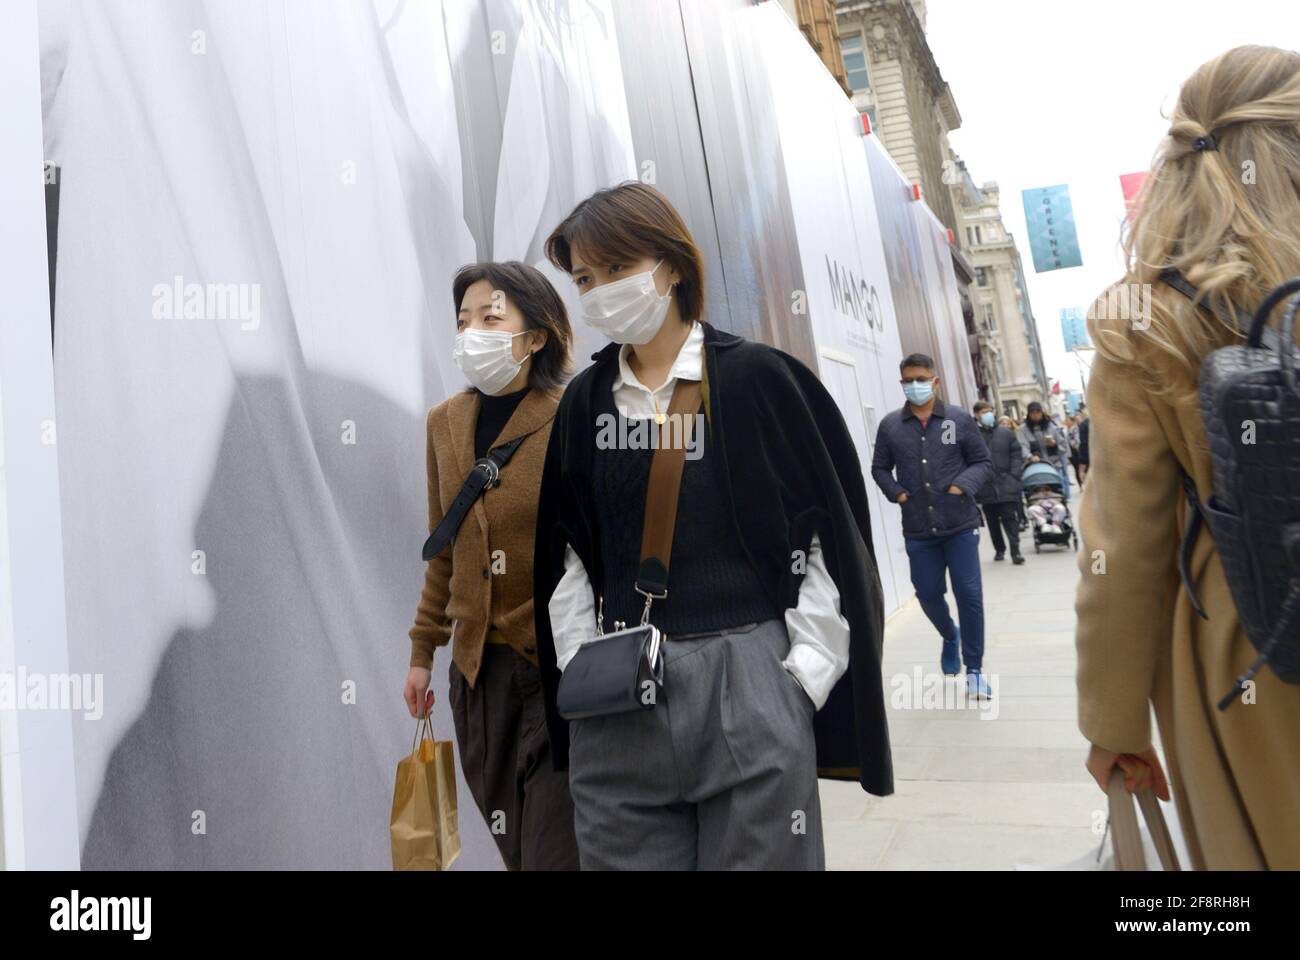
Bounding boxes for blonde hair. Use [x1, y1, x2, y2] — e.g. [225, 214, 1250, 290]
[1092, 45, 1300, 394]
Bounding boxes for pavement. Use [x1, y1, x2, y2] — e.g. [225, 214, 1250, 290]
[821, 489, 1112, 870]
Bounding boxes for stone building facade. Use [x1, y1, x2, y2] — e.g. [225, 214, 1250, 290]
[776, 0, 853, 96]
[949, 157, 1051, 419]
[833, 0, 960, 236]
[780, 0, 1001, 406]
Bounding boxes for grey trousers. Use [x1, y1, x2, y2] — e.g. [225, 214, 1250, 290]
[567, 618, 825, 870]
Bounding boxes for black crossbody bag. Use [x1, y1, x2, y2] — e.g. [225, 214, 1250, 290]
[555, 378, 703, 720]
[420, 436, 525, 561]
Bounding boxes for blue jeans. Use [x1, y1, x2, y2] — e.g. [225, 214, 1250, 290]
[1058, 462, 1072, 501]
[904, 527, 985, 671]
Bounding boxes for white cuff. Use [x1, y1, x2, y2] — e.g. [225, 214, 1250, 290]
[783, 636, 843, 711]
[549, 544, 596, 672]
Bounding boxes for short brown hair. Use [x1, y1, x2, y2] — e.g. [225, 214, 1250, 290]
[451, 261, 573, 392]
[544, 181, 705, 323]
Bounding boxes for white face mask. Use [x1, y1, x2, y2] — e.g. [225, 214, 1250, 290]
[579, 259, 673, 344]
[453, 328, 529, 395]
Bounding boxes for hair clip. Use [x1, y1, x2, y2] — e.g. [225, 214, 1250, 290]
[1192, 134, 1218, 152]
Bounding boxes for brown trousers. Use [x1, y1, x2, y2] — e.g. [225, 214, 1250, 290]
[448, 644, 580, 870]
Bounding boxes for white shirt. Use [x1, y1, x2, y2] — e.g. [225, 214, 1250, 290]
[546, 322, 851, 709]
[613, 315, 706, 419]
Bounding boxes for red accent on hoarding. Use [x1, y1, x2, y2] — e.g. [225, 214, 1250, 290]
[1051, 380, 1061, 395]
[946, 228, 954, 245]
[861, 112, 872, 136]
[1120, 172, 1146, 223]
[912, 182, 922, 201]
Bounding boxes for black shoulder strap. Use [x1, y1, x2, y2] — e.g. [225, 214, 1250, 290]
[420, 436, 526, 561]
[1158, 267, 1281, 348]
[1176, 467, 1210, 620]
[1154, 269, 1222, 620]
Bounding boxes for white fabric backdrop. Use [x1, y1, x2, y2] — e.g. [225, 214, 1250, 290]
[42, 0, 633, 869]
[39, 0, 970, 870]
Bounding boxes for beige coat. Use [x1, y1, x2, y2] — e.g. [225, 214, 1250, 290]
[1075, 305, 1300, 869]
[408, 387, 558, 685]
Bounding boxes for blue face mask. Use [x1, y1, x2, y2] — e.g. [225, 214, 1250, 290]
[980, 412, 996, 428]
[903, 380, 934, 405]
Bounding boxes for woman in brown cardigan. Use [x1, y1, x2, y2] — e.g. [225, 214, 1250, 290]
[404, 261, 579, 870]
[1076, 45, 1300, 869]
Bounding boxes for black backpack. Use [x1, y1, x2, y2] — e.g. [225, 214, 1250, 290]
[1160, 270, 1300, 709]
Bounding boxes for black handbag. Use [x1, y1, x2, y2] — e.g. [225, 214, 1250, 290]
[1160, 270, 1300, 707]
[554, 622, 664, 720]
[555, 378, 702, 721]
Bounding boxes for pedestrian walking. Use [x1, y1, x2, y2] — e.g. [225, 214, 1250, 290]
[1075, 44, 1300, 869]
[1065, 415, 1083, 487]
[872, 355, 994, 696]
[1017, 402, 1071, 501]
[999, 415, 1031, 531]
[533, 181, 892, 870]
[1075, 406, 1090, 485]
[405, 261, 581, 870]
[974, 400, 1024, 565]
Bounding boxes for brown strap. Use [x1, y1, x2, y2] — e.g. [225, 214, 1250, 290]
[1107, 768, 1181, 871]
[636, 378, 703, 599]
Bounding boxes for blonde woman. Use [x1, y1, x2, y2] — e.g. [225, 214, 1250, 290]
[1076, 45, 1300, 869]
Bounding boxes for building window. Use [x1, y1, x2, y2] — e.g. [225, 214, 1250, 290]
[975, 266, 988, 287]
[982, 303, 997, 331]
[841, 33, 870, 92]
[996, 354, 1008, 385]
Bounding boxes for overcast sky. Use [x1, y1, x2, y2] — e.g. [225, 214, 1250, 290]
[923, 0, 1300, 393]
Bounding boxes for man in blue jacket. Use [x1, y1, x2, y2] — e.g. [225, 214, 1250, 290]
[872, 354, 994, 697]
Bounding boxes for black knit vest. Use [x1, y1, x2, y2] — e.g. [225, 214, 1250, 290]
[589, 386, 778, 634]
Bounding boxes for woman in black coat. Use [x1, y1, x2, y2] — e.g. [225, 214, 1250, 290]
[974, 401, 1024, 563]
[532, 181, 892, 870]
[1075, 407, 1091, 483]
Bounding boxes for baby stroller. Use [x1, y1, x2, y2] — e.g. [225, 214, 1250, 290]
[1022, 461, 1078, 552]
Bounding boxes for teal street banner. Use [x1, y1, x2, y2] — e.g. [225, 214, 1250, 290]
[1022, 184, 1082, 272]
[1060, 306, 1091, 351]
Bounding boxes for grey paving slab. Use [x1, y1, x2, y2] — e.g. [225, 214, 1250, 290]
[821, 519, 1114, 869]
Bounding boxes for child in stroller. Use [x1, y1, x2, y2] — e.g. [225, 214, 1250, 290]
[1022, 462, 1078, 552]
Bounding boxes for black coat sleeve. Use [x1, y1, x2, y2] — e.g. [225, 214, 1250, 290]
[532, 383, 580, 772]
[751, 348, 893, 796]
[870, 419, 905, 503]
[952, 413, 994, 496]
[1006, 426, 1024, 481]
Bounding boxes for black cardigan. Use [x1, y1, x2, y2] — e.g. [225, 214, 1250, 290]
[532, 321, 893, 796]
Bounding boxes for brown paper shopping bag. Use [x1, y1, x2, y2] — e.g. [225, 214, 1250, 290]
[390, 713, 461, 871]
